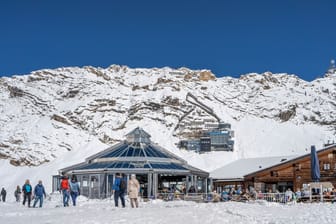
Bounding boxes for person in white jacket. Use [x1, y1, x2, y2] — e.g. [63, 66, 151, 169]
[128, 174, 140, 208]
[285, 188, 294, 202]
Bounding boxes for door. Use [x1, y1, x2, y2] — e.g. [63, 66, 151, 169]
[90, 175, 100, 199]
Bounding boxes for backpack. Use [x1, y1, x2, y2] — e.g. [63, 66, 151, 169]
[61, 179, 69, 190]
[120, 179, 127, 191]
[25, 184, 31, 193]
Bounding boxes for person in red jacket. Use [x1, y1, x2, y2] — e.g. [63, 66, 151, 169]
[60, 176, 70, 207]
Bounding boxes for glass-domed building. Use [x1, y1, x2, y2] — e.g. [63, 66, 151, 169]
[53, 127, 209, 199]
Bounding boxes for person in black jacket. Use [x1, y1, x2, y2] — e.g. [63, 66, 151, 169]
[1, 187, 6, 202]
[22, 179, 33, 207]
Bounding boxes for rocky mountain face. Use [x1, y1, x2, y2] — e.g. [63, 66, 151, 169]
[0, 65, 335, 166]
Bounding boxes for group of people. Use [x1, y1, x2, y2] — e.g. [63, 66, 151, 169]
[58, 173, 140, 208]
[1, 176, 83, 208]
[59, 175, 80, 207]
[2, 173, 141, 208]
[1, 179, 47, 207]
[220, 187, 246, 201]
[21, 179, 47, 208]
[112, 173, 140, 208]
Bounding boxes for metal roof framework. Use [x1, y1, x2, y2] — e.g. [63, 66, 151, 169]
[59, 128, 208, 177]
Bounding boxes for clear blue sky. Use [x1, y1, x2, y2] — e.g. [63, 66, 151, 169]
[0, 0, 335, 80]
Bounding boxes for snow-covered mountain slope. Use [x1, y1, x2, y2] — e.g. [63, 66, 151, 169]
[0, 65, 336, 192]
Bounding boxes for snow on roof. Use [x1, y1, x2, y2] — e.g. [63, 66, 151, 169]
[210, 155, 298, 180]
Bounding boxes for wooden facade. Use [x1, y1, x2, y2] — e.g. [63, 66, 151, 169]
[244, 145, 336, 192]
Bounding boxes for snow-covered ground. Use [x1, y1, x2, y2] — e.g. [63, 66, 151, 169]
[1, 196, 336, 224]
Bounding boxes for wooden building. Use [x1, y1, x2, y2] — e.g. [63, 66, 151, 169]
[244, 144, 336, 192]
[210, 156, 297, 193]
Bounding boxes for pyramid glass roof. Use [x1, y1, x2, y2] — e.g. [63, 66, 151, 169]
[60, 127, 208, 177]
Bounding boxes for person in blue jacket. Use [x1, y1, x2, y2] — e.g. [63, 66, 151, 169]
[69, 176, 80, 206]
[112, 173, 126, 207]
[33, 180, 46, 208]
